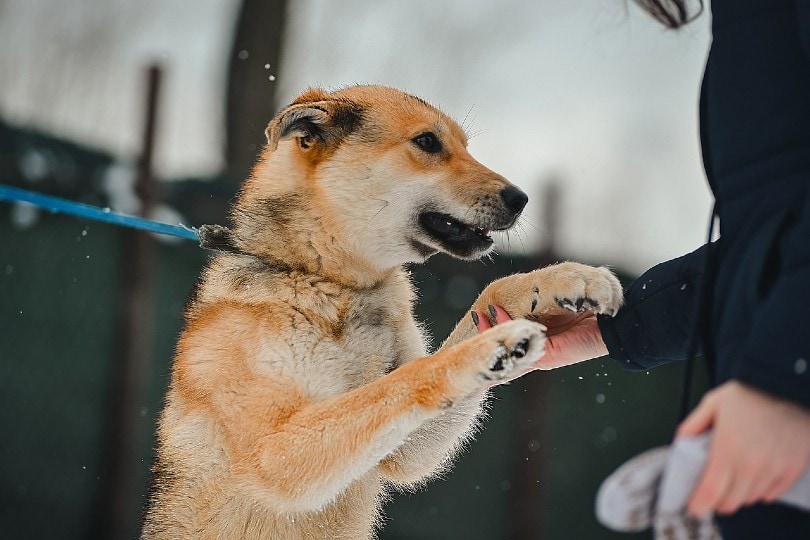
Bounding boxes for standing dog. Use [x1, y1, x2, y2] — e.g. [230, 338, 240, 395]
[142, 85, 622, 539]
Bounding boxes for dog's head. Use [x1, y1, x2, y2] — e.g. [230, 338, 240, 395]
[241, 85, 527, 271]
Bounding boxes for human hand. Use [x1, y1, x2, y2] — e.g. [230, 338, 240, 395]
[471, 304, 608, 370]
[676, 380, 810, 517]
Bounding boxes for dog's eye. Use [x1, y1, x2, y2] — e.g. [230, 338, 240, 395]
[412, 132, 442, 154]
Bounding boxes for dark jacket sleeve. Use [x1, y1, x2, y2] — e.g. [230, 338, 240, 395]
[597, 244, 710, 371]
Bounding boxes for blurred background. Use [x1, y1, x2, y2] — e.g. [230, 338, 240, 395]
[0, 0, 714, 538]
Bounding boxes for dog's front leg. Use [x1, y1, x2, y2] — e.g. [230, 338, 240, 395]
[378, 394, 485, 487]
[211, 319, 545, 512]
[379, 263, 623, 486]
[378, 312, 488, 486]
[378, 303, 525, 486]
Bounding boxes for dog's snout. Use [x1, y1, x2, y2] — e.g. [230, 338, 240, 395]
[500, 186, 528, 214]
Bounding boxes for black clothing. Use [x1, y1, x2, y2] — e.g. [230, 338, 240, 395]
[598, 0, 810, 536]
[599, 0, 810, 411]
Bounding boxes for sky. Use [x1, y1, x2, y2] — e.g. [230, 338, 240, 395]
[0, 0, 713, 274]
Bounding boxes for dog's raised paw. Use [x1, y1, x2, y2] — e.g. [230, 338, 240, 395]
[531, 263, 623, 318]
[480, 320, 546, 382]
[488, 344, 511, 372]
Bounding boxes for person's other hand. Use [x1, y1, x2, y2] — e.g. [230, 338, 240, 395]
[676, 380, 810, 517]
[471, 305, 608, 370]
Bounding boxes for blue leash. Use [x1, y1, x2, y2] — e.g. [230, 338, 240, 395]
[0, 184, 200, 242]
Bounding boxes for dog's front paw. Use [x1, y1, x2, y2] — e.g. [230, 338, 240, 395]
[476, 319, 546, 385]
[478, 262, 623, 325]
[534, 262, 623, 317]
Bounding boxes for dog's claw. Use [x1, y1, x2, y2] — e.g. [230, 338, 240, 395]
[556, 295, 602, 313]
[555, 297, 578, 312]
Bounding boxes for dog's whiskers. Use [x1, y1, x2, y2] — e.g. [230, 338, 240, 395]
[504, 230, 512, 252]
[518, 215, 541, 233]
[513, 226, 527, 253]
[460, 104, 477, 137]
[367, 198, 390, 225]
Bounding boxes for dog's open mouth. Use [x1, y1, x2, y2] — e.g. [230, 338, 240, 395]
[418, 212, 494, 255]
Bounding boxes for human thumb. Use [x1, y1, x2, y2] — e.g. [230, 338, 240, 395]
[676, 393, 717, 438]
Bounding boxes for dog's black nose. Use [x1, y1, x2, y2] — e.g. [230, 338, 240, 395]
[500, 186, 528, 214]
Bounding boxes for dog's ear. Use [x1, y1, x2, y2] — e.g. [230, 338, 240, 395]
[265, 89, 362, 153]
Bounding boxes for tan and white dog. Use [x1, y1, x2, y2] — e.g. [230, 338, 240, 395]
[141, 85, 622, 539]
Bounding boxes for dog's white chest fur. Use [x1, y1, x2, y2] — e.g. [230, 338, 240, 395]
[205, 258, 427, 400]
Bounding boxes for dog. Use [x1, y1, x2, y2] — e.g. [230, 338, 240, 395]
[141, 85, 622, 539]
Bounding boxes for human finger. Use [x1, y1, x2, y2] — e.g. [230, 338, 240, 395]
[715, 469, 757, 515]
[676, 393, 717, 438]
[762, 463, 805, 502]
[688, 452, 733, 517]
